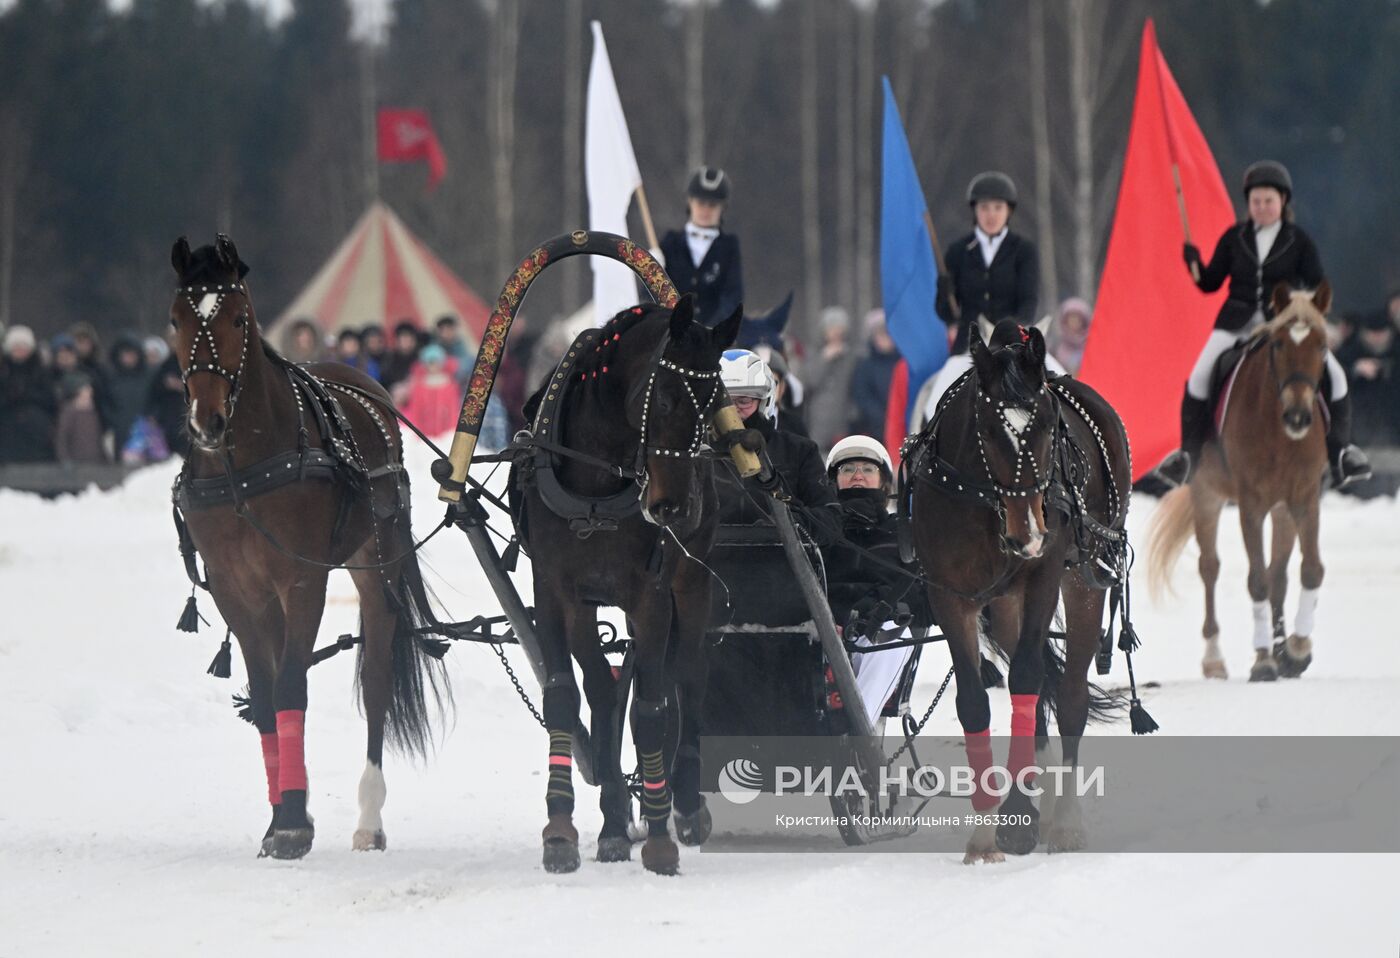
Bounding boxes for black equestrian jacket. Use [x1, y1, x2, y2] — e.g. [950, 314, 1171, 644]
[936, 230, 1040, 354]
[1194, 220, 1325, 331]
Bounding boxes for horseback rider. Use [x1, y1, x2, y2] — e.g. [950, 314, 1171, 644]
[923, 171, 1043, 417]
[659, 166, 745, 328]
[1157, 160, 1372, 488]
[715, 348, 839, 545]
[823, 435, 932, 730]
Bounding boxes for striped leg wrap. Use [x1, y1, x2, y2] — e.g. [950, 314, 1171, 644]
[638, 748, 672, 833]
[546, 730, 575, 816]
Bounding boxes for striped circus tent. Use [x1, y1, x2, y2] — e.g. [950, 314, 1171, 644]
[268, 202, 490, 347]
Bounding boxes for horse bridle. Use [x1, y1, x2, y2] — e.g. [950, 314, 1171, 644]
[176, 281, 250, 419]
[1264, 322, 1325, 402]
[631, 335, 724, 481]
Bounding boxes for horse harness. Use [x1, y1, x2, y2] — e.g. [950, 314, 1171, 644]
[899, 369, 1130, 598]
[511, 325, 722, 540]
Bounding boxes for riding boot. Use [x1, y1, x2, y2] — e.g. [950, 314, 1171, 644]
[1324, 391, 1372, 488]
[1156, 394, 1211, 488]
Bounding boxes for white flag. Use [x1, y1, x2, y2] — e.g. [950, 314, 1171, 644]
[585, 21, 644, 326]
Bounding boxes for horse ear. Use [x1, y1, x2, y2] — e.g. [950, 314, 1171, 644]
[1271, 282, 1293, 317]
[669, 294, 695, 338]
[1025, 326, 1048, 385]
[977, 315, 996, 345]
[970, 330, 995, 384]
[1312, 279, 1332, 316]
[215, 233, 249, 278]
[712, 303, 744, 350]
[171, 237, 192, 278]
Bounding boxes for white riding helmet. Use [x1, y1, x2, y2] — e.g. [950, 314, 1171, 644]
[826, 434, 894, 484]
[720, 348, 777, 421]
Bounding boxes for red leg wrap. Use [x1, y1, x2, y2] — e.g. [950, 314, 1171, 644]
[1009, 694, 1039, 781]
[276, 709, 308, 794]
[260, 732, 280, 806]
[963, 728, 1000, 812]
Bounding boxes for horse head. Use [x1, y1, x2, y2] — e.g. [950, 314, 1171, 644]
[1260, 281, 1331, 441]
[970, 317, 1057, 560]
[606, 295, 741, 528]
[170, 234, 256, 452]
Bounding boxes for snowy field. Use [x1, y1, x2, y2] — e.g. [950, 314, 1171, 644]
[2, 440, 1397, 956]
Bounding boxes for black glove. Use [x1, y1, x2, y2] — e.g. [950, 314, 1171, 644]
[841, 494, 886, 524]
[1182, 242, 1202, 272]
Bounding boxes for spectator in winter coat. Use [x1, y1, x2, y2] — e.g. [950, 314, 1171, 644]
[282, 318, 325, 364]
[360, 324, 388, 381]
[1047, 297, 1092, 374]
[434, 314, 473, 384]
[1335, 310, 1399, 448]
[106, 333, 152, 450]
[146, 341, 191, 459]
[54, 373, 107, 464]
[399, 344, 462, 437]
[0, 325, 57, 464]
[803, 306, 859, 451]
[378, 320, 423, 399]
[850, 310, 901, 440]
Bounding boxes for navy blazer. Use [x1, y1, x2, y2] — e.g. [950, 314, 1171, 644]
[660, 228, 744, 327]
[1194, 220, 1325, 331]
[935, 230, 1039, 354]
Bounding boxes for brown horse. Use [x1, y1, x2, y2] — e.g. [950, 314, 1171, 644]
[905, 319, 1136, 862]
[170, 235, 449, 859]
[1148, 283, 1332, 682]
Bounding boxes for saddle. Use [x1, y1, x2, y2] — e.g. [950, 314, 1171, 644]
[510, 327, 643, 544]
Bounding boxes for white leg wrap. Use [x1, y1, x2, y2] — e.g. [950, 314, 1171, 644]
[356, 760, 387, 834]
[1252, 601, 1272, 651]
[1294, 588, 1320, 638]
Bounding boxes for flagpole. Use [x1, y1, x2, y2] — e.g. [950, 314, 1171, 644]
[634, 183, 661, 251]
[923, 209, 959, 321]
[1149, 24, 1199, 282]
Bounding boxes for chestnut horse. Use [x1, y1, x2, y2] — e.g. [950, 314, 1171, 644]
[170, 235, 449, 859]
[904, 319, 1135, 862]
[1148, 283, 1333, 682]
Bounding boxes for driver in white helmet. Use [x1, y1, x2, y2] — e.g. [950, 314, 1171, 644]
[824, 435, 932, 730]
[716, 348, 840, 545]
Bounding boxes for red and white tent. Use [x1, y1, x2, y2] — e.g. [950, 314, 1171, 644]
[268, 202, 491, 346]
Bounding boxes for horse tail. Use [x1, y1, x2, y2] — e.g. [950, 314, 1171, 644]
[1146, 486, 1195, 603]
[377, 545, 454, 760]
[1040, 637, 1122, 726]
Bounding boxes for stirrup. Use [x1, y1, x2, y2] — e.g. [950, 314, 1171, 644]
[1155, 450, 1192, 489]
[1332, 445, 1373, 488]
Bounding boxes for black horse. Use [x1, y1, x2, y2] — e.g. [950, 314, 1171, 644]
[906, 318, 1135, 862]
[511, 295, 742, 875]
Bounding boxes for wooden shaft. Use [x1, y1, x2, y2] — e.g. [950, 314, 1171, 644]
[635, 183, 661, 251]
[1172, 163, 1200, 282]
[924, 209, 960, 321]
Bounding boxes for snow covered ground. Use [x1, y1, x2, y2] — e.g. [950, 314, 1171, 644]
[2, 441, 1397, 956]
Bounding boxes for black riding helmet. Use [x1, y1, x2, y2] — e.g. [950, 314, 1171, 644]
[687, 166, 730, 203]
[1242, 160, 1292, 203]
[967, 171, 1018, 209]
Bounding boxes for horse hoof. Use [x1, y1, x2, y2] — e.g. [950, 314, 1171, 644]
[352, 829, 387, 851]
[596, 835, 633, 863]
[962, 847, 1006, 865]
[257, 835, 275, 858]
[674, 802, 712, 847]
[1274, 636, 1313, 678]
[1046, 825, 1086, 853]
[641, 836, 680, 876]
[269, 827, 314, 860]
[542, 813, 581, 873]
[1249, 653, 1279, 682]
[995, 818, 1040, 856]
[1202, 658, 1228, 680]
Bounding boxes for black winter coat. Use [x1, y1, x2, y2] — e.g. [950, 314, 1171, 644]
[714, 411, 840, 546]
[824, 488, 932, 630]
[660, 229, 744, 328]
[0, 354, 57, 463]
[1191, 220, 1325, 331]
[936, 230, 1039, 354]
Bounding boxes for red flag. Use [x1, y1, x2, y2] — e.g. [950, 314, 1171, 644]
[884, 359, 909, 469]
[377, 109, 447, 190]
[1077, 19, 1235, 479]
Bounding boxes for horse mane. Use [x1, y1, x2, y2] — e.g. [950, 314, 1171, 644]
[571, 305, 666, 380]
[1247, 289, 1327, 343]
[177, 244, 243, 288]
[997, 350, 1040, 406]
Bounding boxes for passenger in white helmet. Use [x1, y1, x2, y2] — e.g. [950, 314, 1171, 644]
[715, 348, 839, 545]
[822, 436, 932, 729]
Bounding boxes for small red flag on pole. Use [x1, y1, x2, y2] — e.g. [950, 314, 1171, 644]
[1076, 19, 1235, 479]
[376, 109, 447, 190]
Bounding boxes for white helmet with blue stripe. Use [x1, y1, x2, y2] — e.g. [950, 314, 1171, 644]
[720, 348, 777, 422]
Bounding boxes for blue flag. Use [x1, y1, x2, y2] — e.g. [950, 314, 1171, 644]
[880, 77, 947, 399]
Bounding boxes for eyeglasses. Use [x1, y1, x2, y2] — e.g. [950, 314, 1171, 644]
[836, 462, 880, 478]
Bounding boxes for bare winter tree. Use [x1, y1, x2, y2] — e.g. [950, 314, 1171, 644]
[800, 0, 822, 337]
[493, 0, 520, 281]
[1029, 0, 1060, 309]
[684, 0, 705, 170]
